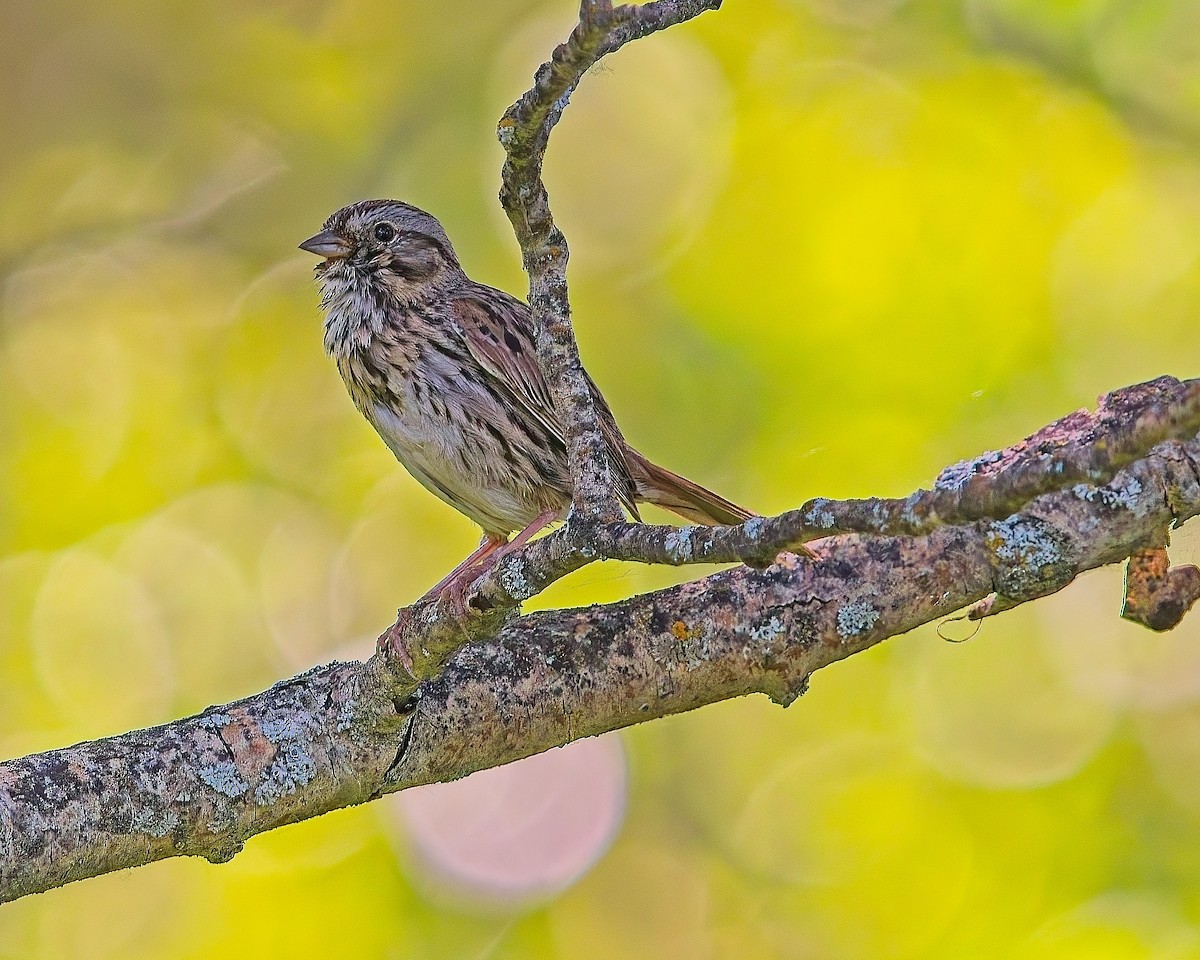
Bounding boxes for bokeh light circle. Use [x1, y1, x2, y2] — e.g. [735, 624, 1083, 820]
[392, 735, 627, 904]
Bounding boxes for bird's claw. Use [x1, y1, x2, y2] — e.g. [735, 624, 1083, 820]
[377, 609, 417, 673]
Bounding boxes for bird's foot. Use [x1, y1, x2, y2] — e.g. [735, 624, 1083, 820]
[376, 609, 416, 673]
[376, 552, 502, 656]
[429, 560, 494, 620]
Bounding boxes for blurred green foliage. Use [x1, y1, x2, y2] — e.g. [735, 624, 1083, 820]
[2, 0, 1200, 956]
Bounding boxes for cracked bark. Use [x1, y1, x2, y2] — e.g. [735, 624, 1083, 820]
[3, 0, 1199, 906]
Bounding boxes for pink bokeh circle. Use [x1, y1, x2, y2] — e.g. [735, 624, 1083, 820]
[393, 734, 628, 901]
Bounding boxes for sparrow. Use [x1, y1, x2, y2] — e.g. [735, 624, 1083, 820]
[300, 199, 765, 597]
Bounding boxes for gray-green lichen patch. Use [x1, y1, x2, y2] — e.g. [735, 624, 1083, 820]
[334, 698, 357, 733]
[130, 804, 180, 839]
[196, 712, 234, 731]
[899, 491, 924, 528]
[836, 600, 879, 639]
[746, 615, 785, 643]
[987, 515, 1074, 599]
[934, 449, 1003, 492]
[130, 748, 186, 838]
[664, 527, 695, 562]
[497, 556, 533, 600]
[253, 744, 317, 806]
[35, 774, 72, 805]
[197, 761, 248, 799]
[252, 715, 319, 807]
[1072, 475, 1146, 515]
[990, 516, 1063, 568]
[259, 716, 303, 743]
[803, 500, 836, 529]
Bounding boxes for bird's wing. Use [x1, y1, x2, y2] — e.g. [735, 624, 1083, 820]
[451, 286, 640, 518]
[451, 287, 563, 444]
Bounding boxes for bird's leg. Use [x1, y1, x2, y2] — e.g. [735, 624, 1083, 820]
[492, 508, 561, 560]
[420, 509, 559, 610]
[379, 533, 510, 658]
[435, 509, 561, 614]
[383, 511, 563, 661]
[425, 532, 509, 599]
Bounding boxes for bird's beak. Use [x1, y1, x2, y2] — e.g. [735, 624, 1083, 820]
[298, 230, 351, 259]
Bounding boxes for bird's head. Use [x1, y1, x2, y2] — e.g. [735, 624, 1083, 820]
[300, 199, 462, 294]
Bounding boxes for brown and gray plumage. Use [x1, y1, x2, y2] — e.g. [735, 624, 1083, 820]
[300, 199, 754, 588]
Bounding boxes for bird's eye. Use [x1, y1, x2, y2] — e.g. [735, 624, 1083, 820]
[373, 222, 397, 243]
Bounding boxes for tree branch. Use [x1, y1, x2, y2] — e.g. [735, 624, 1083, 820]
[497, 0, 723, 522]
[379, 375, 1200, 677]
[3, 374, 1200, 902]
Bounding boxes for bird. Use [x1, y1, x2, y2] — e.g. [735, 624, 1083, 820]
[299, 198, 774, 602]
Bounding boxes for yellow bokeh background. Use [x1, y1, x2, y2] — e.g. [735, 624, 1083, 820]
[3, 0, 1200, 955]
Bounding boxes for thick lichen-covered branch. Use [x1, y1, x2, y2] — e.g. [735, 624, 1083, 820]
[497, 0, 722, 521]
[382, 376, 1200, 676]
[4, 377, 1200, 903]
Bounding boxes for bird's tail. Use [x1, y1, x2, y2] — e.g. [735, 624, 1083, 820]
[627, 449, 753, 526]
